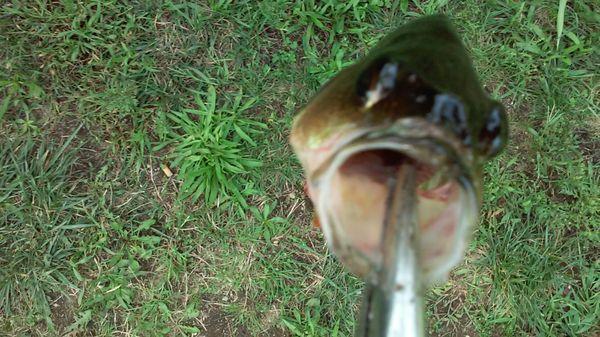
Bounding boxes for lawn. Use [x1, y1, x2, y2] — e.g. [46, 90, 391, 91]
[0, 1, 598, 336]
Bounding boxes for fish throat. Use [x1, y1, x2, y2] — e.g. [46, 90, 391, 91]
[315, 135, 478, 282]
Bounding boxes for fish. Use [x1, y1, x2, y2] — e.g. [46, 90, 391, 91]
[289, 14, 507, 336]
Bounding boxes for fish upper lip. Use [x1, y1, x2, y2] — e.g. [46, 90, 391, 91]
[310, 118, 475, 187]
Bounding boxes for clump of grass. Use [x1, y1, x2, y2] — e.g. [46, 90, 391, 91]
[0, 130, 86, 330]
[162, 86, 266, 208]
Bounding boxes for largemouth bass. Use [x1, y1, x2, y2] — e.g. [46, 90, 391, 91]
[290, 15, 507, 336]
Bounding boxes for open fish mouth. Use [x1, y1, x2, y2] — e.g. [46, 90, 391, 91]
[310, 118, 479, 284]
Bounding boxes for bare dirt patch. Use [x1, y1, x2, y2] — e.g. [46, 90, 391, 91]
[575, 127, 599, 165]
[202, 308, 250, 337]
[201, 306, 289, 337]
[49, 293, 76, 335]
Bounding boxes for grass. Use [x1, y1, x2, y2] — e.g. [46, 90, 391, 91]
[0, 1, 598, 336]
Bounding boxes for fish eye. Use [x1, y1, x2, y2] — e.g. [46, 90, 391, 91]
[479, 105, 507, 157]
[356, 58, 399, 108]
[429, 94, 470, 144]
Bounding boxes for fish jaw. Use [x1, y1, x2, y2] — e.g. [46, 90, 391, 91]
[294, 119, 481, 284]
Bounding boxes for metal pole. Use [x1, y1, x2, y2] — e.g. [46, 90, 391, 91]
[356, 164, 424, 337]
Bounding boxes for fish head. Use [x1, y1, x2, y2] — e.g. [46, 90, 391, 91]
[290, 15, 507, 283]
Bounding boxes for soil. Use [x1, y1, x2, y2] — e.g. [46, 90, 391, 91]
[201, 306, 289, 337]
[575, 127, 599, 165]
[49, 293, 76, 335]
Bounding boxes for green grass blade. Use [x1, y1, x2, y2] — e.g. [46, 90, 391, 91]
[556, 0, 567, 48]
